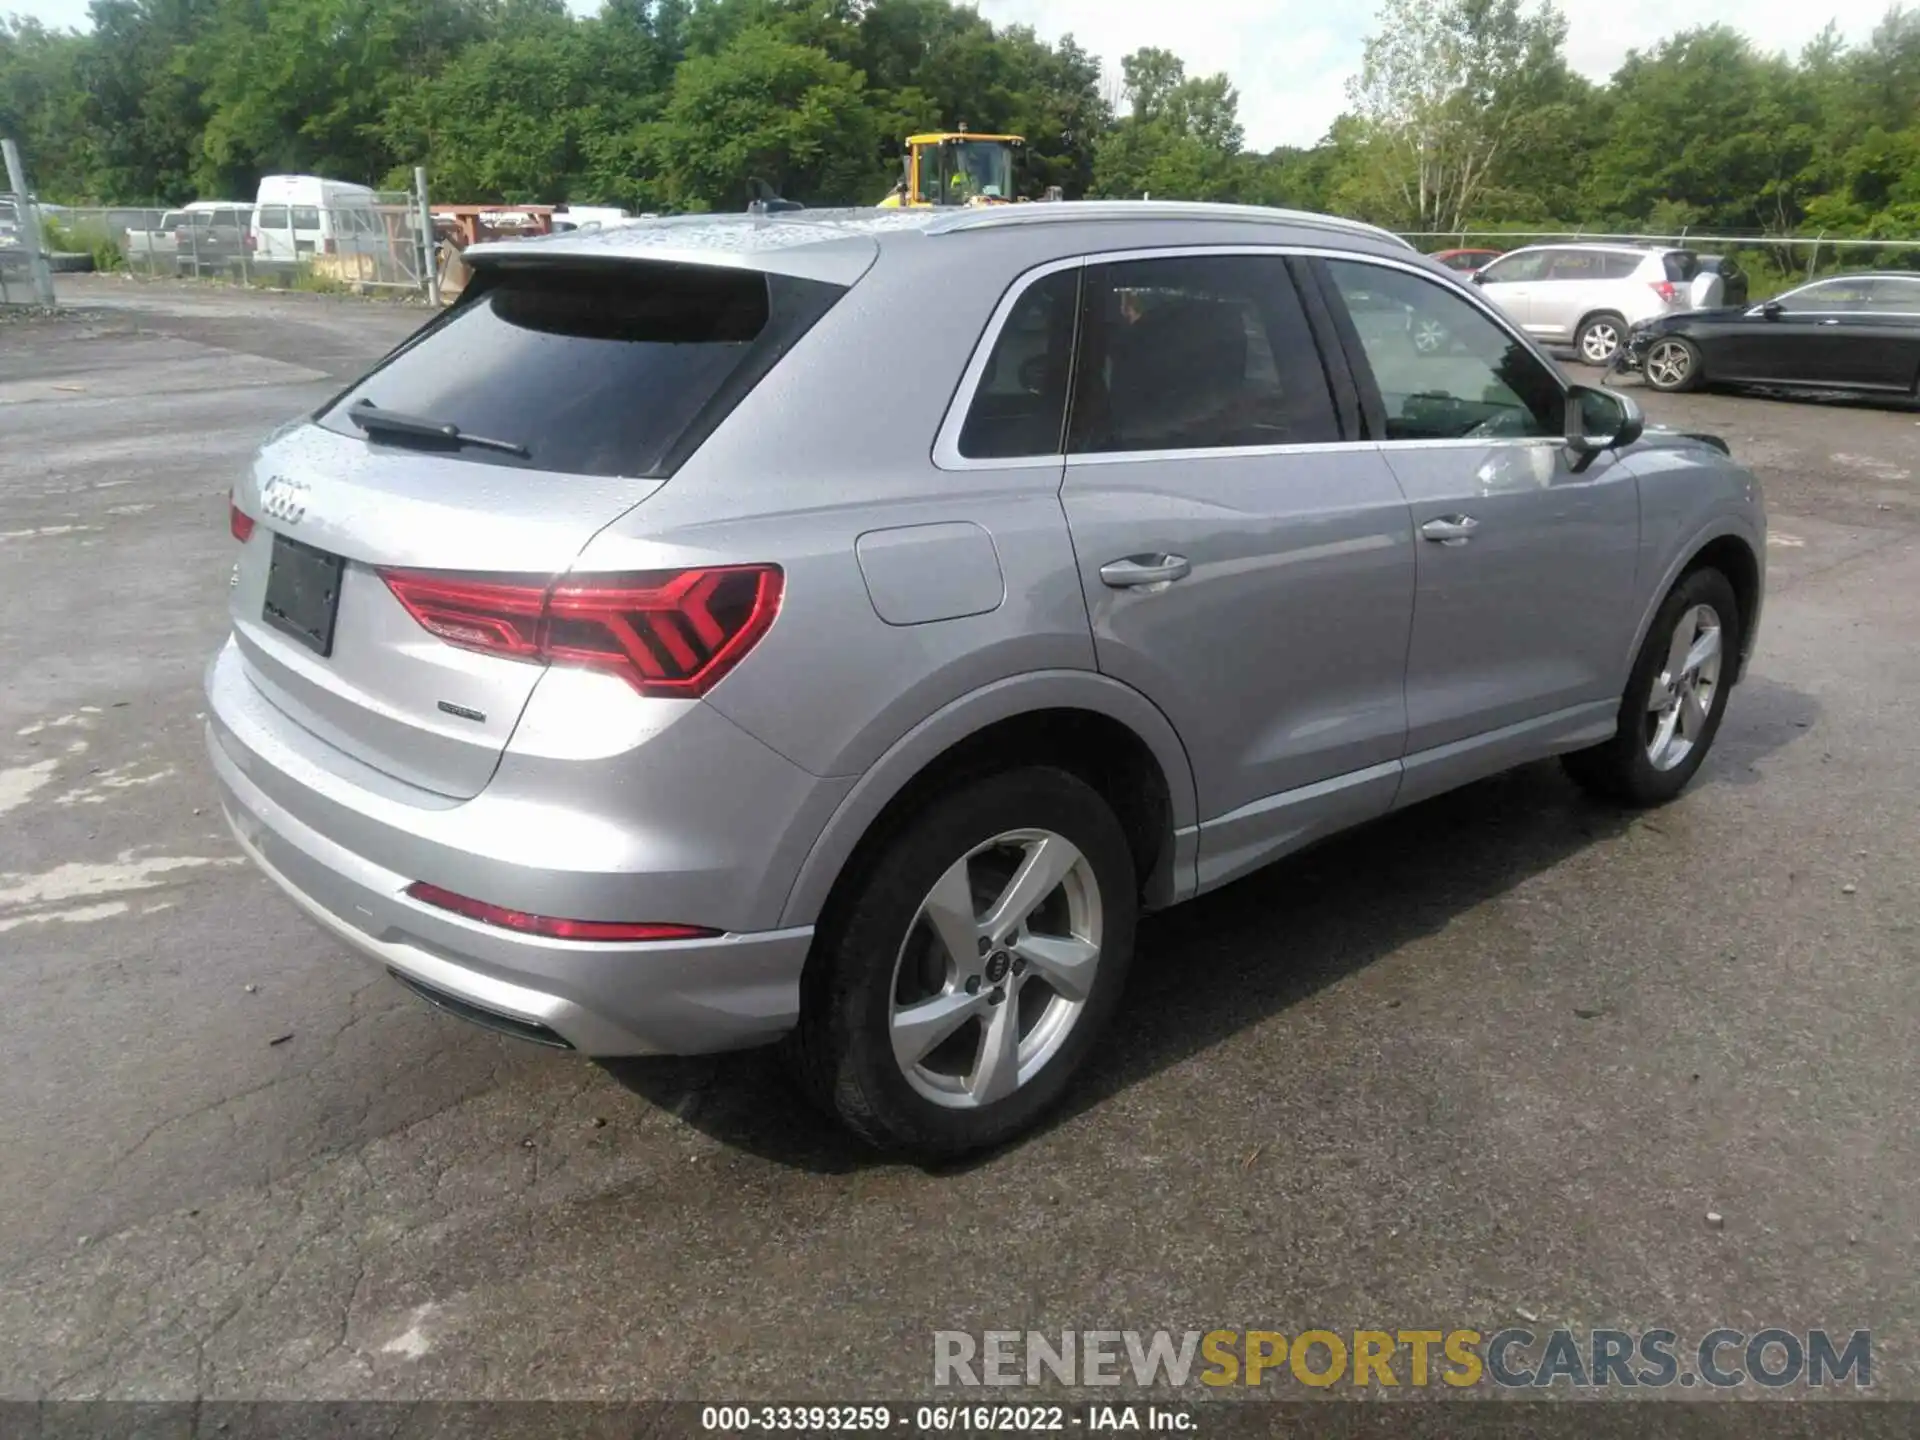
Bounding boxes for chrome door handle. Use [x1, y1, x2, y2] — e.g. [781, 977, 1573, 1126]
[1420, 515, 1479, 546]
[1099, 554, 1191, 588]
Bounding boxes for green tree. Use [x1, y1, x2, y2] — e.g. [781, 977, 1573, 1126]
[0, 18, 91, 198]
[1338, 0, 1571, 231]
[381, 7, 659, 202]
[1587, 26, 1823, 230]
[76, 0, 219, 202]
[1092, 48, 1244, 200]
[641, 25, 878, 209]
[192, 0, 490, 192]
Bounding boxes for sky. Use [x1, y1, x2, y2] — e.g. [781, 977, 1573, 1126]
[6, 0, 1901, 150]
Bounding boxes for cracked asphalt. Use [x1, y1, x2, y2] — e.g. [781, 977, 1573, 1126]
[1, 273, 1916, 1402]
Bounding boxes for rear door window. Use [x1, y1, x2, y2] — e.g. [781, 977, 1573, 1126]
[1069, 254, 1340, 453]
[258, 205, 288, 228]
[317, 263, 845, 478]
[1542, 250, 1617, 282]
[958, 267, 1079, 459]
[292, 206, 321, 230]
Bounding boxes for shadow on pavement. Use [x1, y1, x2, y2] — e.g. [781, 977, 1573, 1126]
[603, 674, 1818, 1174]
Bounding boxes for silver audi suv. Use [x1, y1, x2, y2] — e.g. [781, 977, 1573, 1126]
[208, 202, 1766, 1155]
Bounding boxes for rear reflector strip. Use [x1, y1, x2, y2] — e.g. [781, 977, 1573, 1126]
[404, 881, 718, 943]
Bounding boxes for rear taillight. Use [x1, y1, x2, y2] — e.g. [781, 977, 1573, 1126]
[323, 238, 337, 255]
[1651, 280, 1679, 304]
[405, 881, 717, 942]
[379, 565, 783, 697]
[244, 232, 256, 251]
[174, 229, 188, 244]
[229, 492, 255, 542]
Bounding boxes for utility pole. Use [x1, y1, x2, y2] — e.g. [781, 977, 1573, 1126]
[3, 138, 58, 308]
[414, 166, 442, 307]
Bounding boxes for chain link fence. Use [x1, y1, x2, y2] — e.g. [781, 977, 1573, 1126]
[48, 191, 434, 294]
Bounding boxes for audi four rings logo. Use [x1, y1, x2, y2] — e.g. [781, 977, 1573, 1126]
[261, 476, 309, 525]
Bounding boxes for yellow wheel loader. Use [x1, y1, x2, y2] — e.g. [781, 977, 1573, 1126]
[878, 131, 1030, 208]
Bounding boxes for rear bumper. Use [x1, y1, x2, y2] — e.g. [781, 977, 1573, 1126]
[205, 640, 822, 1056]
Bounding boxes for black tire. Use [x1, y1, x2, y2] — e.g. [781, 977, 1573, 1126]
[1563, 567, 1741, 806]
[791, 766, 1137, 1157]
[1643, 334, 1702, 393]
[1575, 312, 1629, 367]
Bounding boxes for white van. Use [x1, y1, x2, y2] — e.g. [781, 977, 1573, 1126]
[250, 175, 380, 265]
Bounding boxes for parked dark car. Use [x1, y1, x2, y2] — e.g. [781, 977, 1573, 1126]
[174, 204, 254, 277]
[1431, 247, 1503, 273]
[1692, 254, 1748, 308]
[1618, 272, 1920, 396]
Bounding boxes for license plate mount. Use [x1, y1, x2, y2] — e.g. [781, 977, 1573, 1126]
[263, 533, 345, 657]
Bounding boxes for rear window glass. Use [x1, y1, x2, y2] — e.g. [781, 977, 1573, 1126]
[316, 264, 845, 478]
[1664, 252, 1699, 281]
[292, 206, 321, 229]
[160, 211, 187, 229]
[257, 205, 288, 228]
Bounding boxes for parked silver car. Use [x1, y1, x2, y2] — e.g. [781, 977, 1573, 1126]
[124, 209, 189, 268]
[209, 203, 1766, 1154]
[1475, 243, 1699, 365]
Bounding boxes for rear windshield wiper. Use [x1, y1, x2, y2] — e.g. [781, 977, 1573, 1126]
[347, 400, 530, 459]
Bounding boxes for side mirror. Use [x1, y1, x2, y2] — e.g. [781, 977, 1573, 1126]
[1761, 300, 1784, 319]
[1470, 270, 1487, 285]
[1565, 384, 1645, 471]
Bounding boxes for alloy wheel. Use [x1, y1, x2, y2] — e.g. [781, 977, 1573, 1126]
[1645, 604, 1723, 771]
[1646, 338, 1692, 388]
[888, 828, 1103, 1109]
[1581, 322, 1622, 365]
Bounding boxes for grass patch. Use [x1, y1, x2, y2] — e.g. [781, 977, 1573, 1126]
[39, 215, 126, 273]
[288, 262, 348, 294]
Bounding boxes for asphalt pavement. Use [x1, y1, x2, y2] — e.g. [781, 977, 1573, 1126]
[0, 274, 1915, 1402]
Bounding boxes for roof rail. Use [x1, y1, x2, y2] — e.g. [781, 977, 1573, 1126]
[926, 200, 1415, 251]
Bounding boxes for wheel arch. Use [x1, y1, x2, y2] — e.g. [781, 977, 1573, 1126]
[1576, 308, 1629, 341]
[777, 671, 1199, 930]
[1625, 521, 1764, 688]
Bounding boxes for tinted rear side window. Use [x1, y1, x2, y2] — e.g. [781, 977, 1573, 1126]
[1600, 253, 1643, 279]
[1069, 254, 1340, 453]
[317, 264, 845, 478]
[959, 267, 1079, 459]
